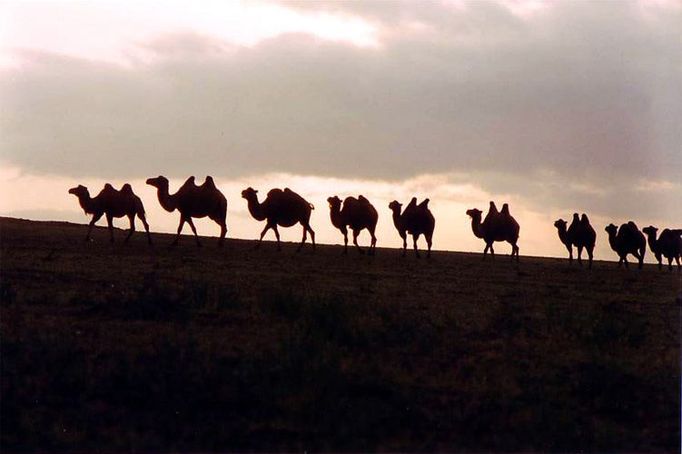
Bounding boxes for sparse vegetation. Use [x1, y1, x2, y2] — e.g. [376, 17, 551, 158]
[1, 217, 679, 451]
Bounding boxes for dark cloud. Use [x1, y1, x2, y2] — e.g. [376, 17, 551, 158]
[1, 2, 680, 205]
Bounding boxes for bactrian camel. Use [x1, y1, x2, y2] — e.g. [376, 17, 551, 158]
[388, 197, 435, 258]
[605, 222, 646, 269]
[69, 183, 151, 244]
[642, 226, 682, 272]
[466, 201, 520, 261]
[554, 213, 596, 268]
[328, 195, 378, 255]
[146, 176, 227, 247]
[242, 187, 315, 252]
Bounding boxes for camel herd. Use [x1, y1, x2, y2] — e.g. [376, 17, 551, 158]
[68, 176, 682, 271]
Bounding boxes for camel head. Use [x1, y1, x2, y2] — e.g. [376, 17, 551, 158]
[327, 196, 342, 210]
[241, 187, 258, 201]
[388, 200, 402, 214]
[68, 185, 89, 199]
[146, 176, 169, 189]
[466, 208, 482, 220]
[554, 219, 567, 230]
[642, 226, 658, 237]
[605, 223, 618, 236]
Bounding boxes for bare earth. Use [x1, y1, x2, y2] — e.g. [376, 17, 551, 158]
[1, 217, 679, 452]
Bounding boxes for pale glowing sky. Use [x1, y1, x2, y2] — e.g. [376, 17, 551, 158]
[1, 0, 680, 259]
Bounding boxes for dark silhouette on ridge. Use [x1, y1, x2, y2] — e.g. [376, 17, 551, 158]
[642, 226, 682, 272]
[466, 201, 520, 261]
[605, 222, 646, 269]
[241, 187, 315, 252]
[68, 183, 151, 244]
[553, 212, 596, 268]
[328, 195, 378, 255]
[146, 175, 227, 247]
[388, 197, 435, 258]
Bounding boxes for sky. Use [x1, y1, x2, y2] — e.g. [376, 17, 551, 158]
[1, 0, 680, 259]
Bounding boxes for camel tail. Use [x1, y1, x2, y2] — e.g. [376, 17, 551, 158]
[309, 202, 315, 210]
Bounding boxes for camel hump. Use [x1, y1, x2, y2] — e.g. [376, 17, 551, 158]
[120, 183, 133, 194]
[103, 183, 115, 191]
[202, 176, 216, 189]
[357, 195, 371, 205]
[418, 198, 430, 210]
[489, 201, 499, 214]
[581, 213, 590, 224]
[267, 188, 284, 198]
[501, 203, 510, 215]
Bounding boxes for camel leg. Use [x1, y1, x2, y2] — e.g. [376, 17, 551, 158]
[622, 255, 629, 269]
[124, 214, 136, 243]
[565, 245, 573, 264]
[138, 211, 152, 245]
[489, 242, 496, 261]
[106, 213, 115, 243]
[369, 227, 377, 256]
[483, 243, 489, 260]
[667, 257, 673, 272]
[217, 220, 227, 247]
[186, 217, 202, 247]
[514, 243, 520, 262]
[399, 232, 407, 257]
[413, 233, 421, 259]
[352, 229, 365, 255]
[676, 255, 681, 272]
[257, 223, 272, 249]
[85, 212, 103, 242]
[587, 247, 593, 270]
[297, 224, 308, 253]
[576, 245, 583, 267]
[307, 224, 315, 251]
[342, 226, 349, 255]
[272, 225, 281, 251]
[425, 233, 432, 259]
[172, 217, 186, 246]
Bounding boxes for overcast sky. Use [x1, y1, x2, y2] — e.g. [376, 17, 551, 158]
[1, 0, 680, 258]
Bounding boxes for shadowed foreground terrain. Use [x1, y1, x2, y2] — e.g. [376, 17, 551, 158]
[1, 217, 679, 452]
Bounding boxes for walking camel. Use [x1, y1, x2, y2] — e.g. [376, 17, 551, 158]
[554, 213, 596, 268]
[146, 175, 227, 247]
[388, 197, 435, 258]
[242, 187, 315, 252]
[605, 222, 646, 269]
[641, 226, 682, 272]
[328, 195, 378, 255]
[69, 183, 151, 244]
[466, 201, 520, 261]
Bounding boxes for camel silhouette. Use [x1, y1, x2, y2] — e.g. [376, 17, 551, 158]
[242, 187, 315, 252]
[68, 183, 151, 244]
[388, 197, 435, 258]
[328, 195, 378, 255]
[146, 176, 227, 247]
[605, 222, 646, 269]
[466, 201, 520, 261]
[642, 226, 682, 272]
[554, 213, 596, 268]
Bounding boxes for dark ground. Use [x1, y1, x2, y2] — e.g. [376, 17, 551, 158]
[1, 216, 680, 452]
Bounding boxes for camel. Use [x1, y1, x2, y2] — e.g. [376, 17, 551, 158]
[328, 195, 378, 255]
[241, 187, 315, 252]
[146, 175, 227, 247]
[642, 226, 682, 272]
[605, 222, 646, 269]
[388, 197, 435, 258]
[68, 183, 151, 244]
[466, 201, 520, 261]
[554, 213, 596, 268]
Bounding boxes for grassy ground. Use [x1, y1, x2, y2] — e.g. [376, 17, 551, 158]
[1, 216, 680, 452]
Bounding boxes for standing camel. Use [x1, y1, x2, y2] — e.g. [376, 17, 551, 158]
[328, 195, 378, 255]
[388, 197, 435, 258]
[554, 213, 596, 268]
[241, 187, 315, 252]
[146, 175, 227, 247]
[642, 226, 682, 272]
[69, 183, 151, 244]
[466, 201, 520, 261]
[605, 222, 646, 269]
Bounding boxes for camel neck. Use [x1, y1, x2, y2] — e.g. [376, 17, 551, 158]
[247, 196, 266, 221]
[330, 206, 343, 228]
[77, 193, 95, 214]
[644, 231, 658, 253]
[557, 226, 569, 244]
[391, 209, 402, 230]
[156, 186, 177, 212]
[470, 217, 484, 239]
